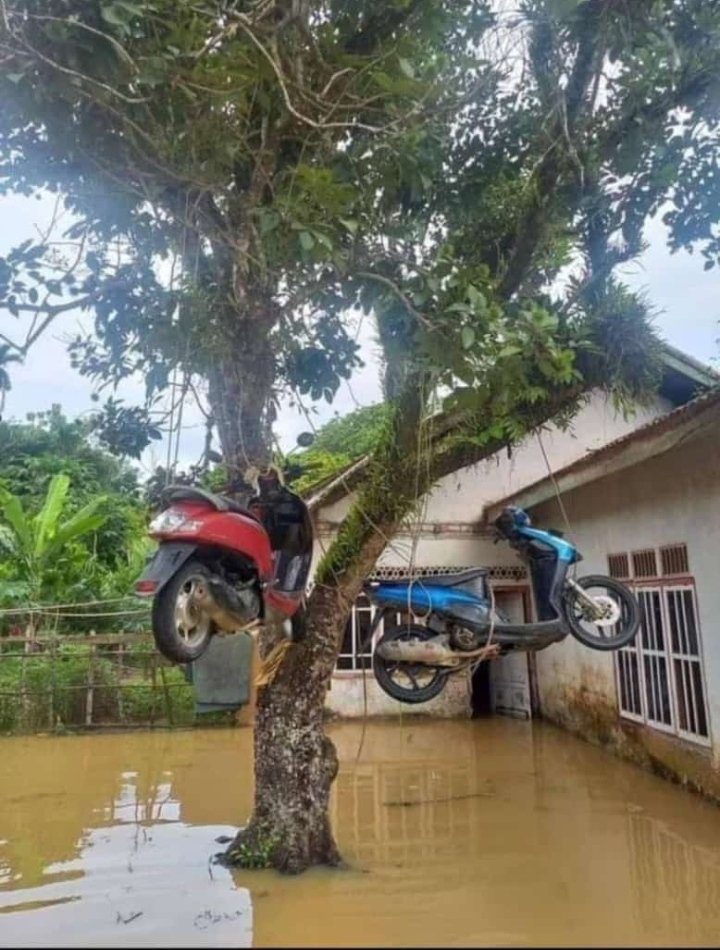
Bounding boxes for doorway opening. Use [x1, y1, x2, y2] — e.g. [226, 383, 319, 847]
[471, 660, 492, 717]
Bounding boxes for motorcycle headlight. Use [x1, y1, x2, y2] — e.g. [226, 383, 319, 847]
[149, 509, 201, 534]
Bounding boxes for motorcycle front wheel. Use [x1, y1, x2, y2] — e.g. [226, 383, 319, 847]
[563, 574, 641, 651]
[151, 560, 216, 663]
[372, 623, 448, 704]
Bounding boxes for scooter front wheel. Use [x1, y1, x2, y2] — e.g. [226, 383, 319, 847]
[563, 575, 641, 651]
[373, 623, 448, 705]
[151, 560, 216, 663]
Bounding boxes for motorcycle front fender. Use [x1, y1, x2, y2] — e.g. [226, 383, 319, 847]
[134, 542, 198, 597]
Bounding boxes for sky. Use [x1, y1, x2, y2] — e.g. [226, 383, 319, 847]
[0, 190, 718, 476]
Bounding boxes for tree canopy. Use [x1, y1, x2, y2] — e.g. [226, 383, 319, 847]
[1, 0, 716, 471]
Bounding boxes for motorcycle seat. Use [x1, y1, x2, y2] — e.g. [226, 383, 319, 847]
[164, 485, 254, 517]
[382, 568, 489, 588]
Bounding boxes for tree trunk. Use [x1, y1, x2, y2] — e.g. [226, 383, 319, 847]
[208, 325, 276, 473]
[222, 378, 427, 873]
[222, 532, 394, 873]
[221, 588, 344, 874]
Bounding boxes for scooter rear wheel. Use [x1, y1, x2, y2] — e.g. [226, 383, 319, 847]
[152, 560, 215, 663]
[373, 623, 448, 705]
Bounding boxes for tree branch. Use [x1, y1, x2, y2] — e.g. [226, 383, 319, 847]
[597, 70, 713, 164]
[498, 2, 604, 300]
[355, 271, 433, 328]
[343, 0, 425, 55]
[232, 15, 383, 133]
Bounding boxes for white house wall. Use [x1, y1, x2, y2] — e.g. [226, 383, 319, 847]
[325, 669, 471, 719]
[423, 390, 672, 523]
[530, 427, 720, 795]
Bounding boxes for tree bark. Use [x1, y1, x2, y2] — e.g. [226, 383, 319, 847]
[207, 318, 276, 473]
[222, 589, 343, 873]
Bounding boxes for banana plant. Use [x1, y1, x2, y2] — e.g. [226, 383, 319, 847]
[0, 474, 108, 603]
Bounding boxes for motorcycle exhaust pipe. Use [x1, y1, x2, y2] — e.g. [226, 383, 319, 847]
[377, 635, 502, 667]
[190, 575, 261, 633]
[376, 635, 461, 667]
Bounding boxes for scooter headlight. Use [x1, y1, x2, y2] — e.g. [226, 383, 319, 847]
[149, 509, 201, 534]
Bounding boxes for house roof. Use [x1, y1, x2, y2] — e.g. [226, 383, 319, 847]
[305, 455, 368, 512]
[483, 386, 720, 522]
[659, 344, 719, 404]
[306, 344, 718, 514]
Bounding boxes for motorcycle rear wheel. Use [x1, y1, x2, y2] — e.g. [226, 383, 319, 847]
[152, 560, 215, 663]
[373, 623, 448, 704]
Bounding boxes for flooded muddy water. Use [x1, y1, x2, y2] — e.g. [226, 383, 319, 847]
[2, 719, 720, 947]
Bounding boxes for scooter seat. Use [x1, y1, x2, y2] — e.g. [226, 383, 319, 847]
[382, 568, 489, 588]
[164, 485, 253, 517]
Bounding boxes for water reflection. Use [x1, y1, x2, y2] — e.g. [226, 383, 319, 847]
[1, 722, 720, 946]
[0, 733, 253, 947]
[627, 809, 720, 943]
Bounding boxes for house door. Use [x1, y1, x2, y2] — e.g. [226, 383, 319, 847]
[489, 589, 533, 720]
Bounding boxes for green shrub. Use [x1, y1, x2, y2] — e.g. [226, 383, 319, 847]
[0, 642, 198, 732]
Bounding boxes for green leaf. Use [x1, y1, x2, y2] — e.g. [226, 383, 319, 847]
[6, 73, 25, 85]
[101, 4, 129, 26]
[116, 0, 145, 13]
[33, 473, 71, 558]
[445, 302, 472, 314]
[313, 231, 334, 251]
[259, 210, 280, 235]
[339, 218, 358, 235]
[44, 498, 108, 559]
[398, 57, 415, 79]
[461, 326, 475, 349]
[467, 285, 487, 312]
[0, 523, 17, 555]
[0, 489, 31, 557]
[299, 231, 315, 251]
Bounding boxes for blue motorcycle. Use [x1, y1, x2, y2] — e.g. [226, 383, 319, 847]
[364, 506, 641, 704]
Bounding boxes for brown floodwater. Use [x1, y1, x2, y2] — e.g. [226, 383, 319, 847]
[2, 718, 720, 948]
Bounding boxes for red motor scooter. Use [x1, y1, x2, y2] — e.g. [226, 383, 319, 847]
[134, 467, 313, 664]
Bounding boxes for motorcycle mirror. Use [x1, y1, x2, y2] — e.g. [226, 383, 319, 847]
[296, 431, 315, 448]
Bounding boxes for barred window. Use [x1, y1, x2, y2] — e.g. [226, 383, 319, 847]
[660, 544, 690, 578]
[611, 547, 709, 745]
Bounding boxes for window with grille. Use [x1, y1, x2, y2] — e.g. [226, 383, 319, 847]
[336, 594, 408, 672]
[660, 544, 690, 578]
[337, 594, 376, 671]
[608, 553, 630, 580]
[611, 546, 709, 745]
[632, 548, 658, 579]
